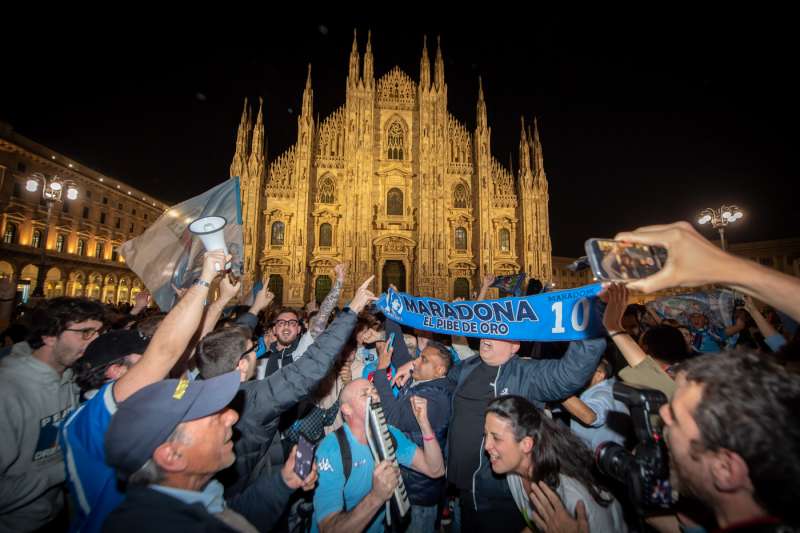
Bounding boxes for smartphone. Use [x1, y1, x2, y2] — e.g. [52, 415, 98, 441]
[585, 239, 667, 281]
[294, 434, 316, 479]
[387, 331, 396, 349]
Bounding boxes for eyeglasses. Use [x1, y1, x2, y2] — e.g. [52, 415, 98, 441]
[239, 344, 256, 360]
[274, 319, 299, 328]
[64, 327, 102, 340]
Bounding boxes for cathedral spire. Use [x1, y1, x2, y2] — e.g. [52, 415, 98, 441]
[362, 29, 374, 86]
[230, 97, 251, 178]
[248, 97, 266, 177]
[434, 35, 445, 91]
[519, 115, 531, 178]
[532, 117, 546, 187]
[419, 35, 431, 91]
[476, 76, 487, 131]
[348, 29, 360, 86]
[302, 64, 313, 118]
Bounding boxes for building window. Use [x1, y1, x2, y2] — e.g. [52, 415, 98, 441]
[102, 197, 108, 205]
[499, 228, 511, 252]
[86, 190, 92, 199]
[132, 208, 137, 216]
[315, 275, 332, 304]
[129, 223, 134, 233]
[267, 274, 284, 305]
[454, 278, 470, 299]
[76, 239, 86, 256]
[118, 203, 123, 210]
[317, 177, 335, 204]
[319, 223, 332, 247]
[387, 121, 404, 160]
[62, 201, 69, 213]
[271, 221, 285, 246]
[83, 207, 90, 219]
[144, 213, 148, 221]
[387, 188, 403, 216]
[100, 212, 107, 224]
[115, 218, 121, 229]
[31, 230, 43, 248]
[12, 182, 21, 197]
[455, 227, 467, 251]
[95, 242, 105, 259]
[55, 234, 65, 253]
[112, 246, 119, 262]
[453, 183, 469, 208]
[3, 223, 17, 244]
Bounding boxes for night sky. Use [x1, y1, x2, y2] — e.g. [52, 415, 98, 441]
[2, 13, 796, 257]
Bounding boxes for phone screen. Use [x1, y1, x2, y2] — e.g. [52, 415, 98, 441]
[387, 331, 396, 348]
[585, 239, 666, 281]
[294, 434, 316, 479]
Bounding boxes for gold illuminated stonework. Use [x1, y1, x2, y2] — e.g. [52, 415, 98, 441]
[233, 32, 552, 306]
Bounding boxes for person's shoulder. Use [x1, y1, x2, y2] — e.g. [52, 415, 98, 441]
[316, 430, 342, 457]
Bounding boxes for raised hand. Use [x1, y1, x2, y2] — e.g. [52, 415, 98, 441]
[334, 262, 348, 283]
[599, 283, 628, 333]
[370, 460, 400, 502]
[349, 275, 378, 313]
[410, 395, 431, 432]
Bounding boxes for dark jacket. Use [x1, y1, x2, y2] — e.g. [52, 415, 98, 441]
[373, 369, 453, 506]
[448, 338, 606, 512]
[104, 469, 293, 532]
[264, 336, 301, 377]
[218, 310, 358, 496]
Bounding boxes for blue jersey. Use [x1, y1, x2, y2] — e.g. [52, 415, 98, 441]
[59, 382, 122, 533]
[311, 423, 417, 533]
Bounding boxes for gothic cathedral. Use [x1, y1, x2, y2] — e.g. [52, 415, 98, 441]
[231, 32, 552, 306]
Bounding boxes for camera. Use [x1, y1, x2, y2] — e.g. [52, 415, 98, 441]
[595, 382, 673, 513]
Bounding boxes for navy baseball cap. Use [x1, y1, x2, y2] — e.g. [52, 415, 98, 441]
[77, 329, 150, 372]
[105, 371, 241, 477]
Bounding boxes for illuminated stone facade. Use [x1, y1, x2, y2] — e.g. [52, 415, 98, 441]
[234, 33, 552, 306]
[0, 123, 168, 303]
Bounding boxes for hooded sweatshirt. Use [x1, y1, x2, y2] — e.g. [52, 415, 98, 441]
[0, 341, 79, 531]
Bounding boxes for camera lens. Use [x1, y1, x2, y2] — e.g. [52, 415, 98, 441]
[595, 442, 637, 484]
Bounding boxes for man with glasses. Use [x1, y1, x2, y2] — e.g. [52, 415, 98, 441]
[264, 308, 304, 377]
[0, 296, 105, 532]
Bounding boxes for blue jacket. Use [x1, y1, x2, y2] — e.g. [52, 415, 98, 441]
[448, 338, 606, 512]
[373, 369, 453, 505]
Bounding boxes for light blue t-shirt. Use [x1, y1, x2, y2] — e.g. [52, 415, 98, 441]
[59, 382, 121, 533]
[312, 423, 417, 533]
[570, 378, 630, 452]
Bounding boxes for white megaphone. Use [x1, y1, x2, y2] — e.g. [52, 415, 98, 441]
[189, 216, 230, 270]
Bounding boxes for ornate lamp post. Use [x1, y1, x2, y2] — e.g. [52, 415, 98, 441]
[697, 205, 743, 251]
[25, 173, 79, 297]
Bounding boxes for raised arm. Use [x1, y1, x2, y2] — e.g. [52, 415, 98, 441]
[525, 338, 606, 403]
[602, 283, 648, 368]
[199, 275, 241, 339]
[408, 396, 445, 478]
[476, 273, 495, 301]
[310, 263, 347, 338]
[113, 251, 225, 403]
[616, 221, 800, 322]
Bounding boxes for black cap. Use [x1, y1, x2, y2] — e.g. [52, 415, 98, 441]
[77, 330, 150, 372]
[104, 371, 241, 477]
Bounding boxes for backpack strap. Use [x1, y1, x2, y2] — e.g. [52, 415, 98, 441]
[335, 426, 352, 483]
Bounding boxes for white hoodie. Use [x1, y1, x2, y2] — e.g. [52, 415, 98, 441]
[0, 342, 79, 532]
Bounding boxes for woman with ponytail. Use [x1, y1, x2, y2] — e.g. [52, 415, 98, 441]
[484, 395, 627, 532]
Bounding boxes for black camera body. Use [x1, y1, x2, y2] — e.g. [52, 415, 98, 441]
[596, 382, 673, 514]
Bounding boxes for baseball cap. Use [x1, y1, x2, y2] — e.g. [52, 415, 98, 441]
[105, 371, 241, 477]
[76, 329, 150, 372]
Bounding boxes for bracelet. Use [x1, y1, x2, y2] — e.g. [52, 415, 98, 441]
[193, 279, 210, 288]
[422, 434, 435, 442]
[608, 331, 627, 338]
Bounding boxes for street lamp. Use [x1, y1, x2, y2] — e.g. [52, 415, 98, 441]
[26, 173, 79, 297]
[697, 205, 743, 251]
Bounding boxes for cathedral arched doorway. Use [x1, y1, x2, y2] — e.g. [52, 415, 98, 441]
[314, 275, 332, 304]
[268, 274, 284, 306]
[454, 278, 470, 299]
[382, 260, 406, 293]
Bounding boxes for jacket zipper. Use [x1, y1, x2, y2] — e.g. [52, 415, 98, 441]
[470, 363, 503, 510]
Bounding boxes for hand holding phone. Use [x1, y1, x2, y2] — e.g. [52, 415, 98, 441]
[387, 331, 396, 348]
[293, 434, 316, 479]
[585, 239, 667, 282]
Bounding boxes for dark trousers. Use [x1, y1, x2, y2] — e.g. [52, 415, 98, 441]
[458, 489, 526, 533]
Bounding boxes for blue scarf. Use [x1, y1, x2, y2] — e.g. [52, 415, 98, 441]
[376, 283, 605, 341]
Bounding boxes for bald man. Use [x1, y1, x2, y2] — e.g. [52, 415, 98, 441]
[311, 379, 444, 533]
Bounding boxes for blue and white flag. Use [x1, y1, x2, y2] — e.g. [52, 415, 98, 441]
[120, 177, 244, 311]
[376, 283, 605, 341]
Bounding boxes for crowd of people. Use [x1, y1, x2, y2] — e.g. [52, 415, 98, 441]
[0, 221, 798, 533]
